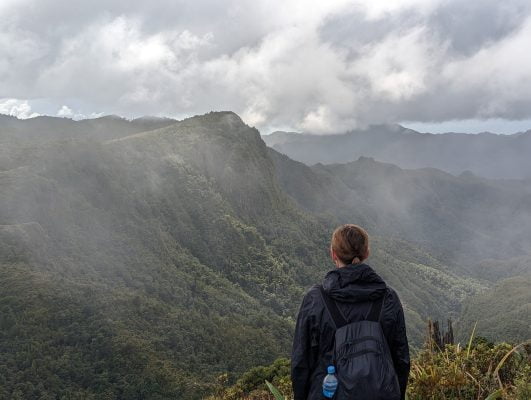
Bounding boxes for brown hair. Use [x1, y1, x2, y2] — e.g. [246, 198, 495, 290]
[331, 224, 370, 265]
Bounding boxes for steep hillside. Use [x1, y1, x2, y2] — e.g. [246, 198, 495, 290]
[458, 275, 531, 343]
[466, 256, 531, 283]
[0, 114, 176, 143]
[0, 112, 327, 398]
[269, 151, 531, 271]
[0, 114, 176, 172]
[321, 158, 531, 268]
[264, 125, 531, 179]
[0, 112, 527, 398]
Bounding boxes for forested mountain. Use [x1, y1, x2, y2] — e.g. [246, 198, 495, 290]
[0, 114, 176, 172]
[268, 149, 531, 344]
[0, 112, 529, 399]
[0, 114, 176, 142]
[264, 125, 531, 179]
[458, 275, 531, 343]
[270, 151, 531, 269]
[1, 112, 327, 398]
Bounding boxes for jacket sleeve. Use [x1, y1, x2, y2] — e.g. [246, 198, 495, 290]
[291, 290, 319, 400]
[388, 293, 411, 400]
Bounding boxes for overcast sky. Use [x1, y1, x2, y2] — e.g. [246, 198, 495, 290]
[1, 0, 531, 134]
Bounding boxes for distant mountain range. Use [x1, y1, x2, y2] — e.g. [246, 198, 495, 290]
[263, 124, 531, 179]
[0, 113, 176, 142]
[270, 152, 531, 268]
[1, 113, 529, 399]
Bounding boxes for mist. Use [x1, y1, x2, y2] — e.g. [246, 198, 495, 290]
[1, 111, 530, 398]
[2, 0, 531, 397]
[264, 125, 531, 179]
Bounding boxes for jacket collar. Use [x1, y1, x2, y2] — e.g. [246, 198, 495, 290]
[322, 263, 387, 302]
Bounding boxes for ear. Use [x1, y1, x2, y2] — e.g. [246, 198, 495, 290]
[330, 247, 338, 262]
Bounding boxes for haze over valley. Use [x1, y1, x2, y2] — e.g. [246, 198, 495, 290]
[2, 0, 531, 398]
[1, 112, 530, 398]
[264, 125, 531, 179]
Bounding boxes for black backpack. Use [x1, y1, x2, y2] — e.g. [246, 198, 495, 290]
[319, 286, 400, 400]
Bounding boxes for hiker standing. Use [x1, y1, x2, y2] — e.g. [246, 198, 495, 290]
[291, 224, 410, 400]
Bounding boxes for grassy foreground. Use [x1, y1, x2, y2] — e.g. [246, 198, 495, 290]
[208, 336, 530, 400]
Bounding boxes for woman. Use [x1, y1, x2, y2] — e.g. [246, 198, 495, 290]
[291, 224, 410, 400]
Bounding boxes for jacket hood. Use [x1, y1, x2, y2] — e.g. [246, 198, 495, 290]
[322, 263, 387, 302]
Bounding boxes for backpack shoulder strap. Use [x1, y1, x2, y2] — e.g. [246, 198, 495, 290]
[366, 293, 385, 322]
[319, 285, 348, 329]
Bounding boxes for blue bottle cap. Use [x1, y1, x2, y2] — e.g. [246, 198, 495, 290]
[327, 365, 335, 374]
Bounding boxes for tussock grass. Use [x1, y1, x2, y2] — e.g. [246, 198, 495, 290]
[210, 330, 530, 400]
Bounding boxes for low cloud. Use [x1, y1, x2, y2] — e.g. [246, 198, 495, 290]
[0, 99, 40, 119]
[55, 105, 104, 120]
[1, 0, 530, 132]
[57, 105, 73, 117]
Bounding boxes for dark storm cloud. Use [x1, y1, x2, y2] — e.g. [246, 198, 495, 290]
[1, 0, 530, 132]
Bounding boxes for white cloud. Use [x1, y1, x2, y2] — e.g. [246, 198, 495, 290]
[34, 15, 214, 112]
[356, 0, 440, 20]
[57, 105, 73, 117]
[1, 0, 531, 132]
[442, 15, 531, 119]
[299, 105, 335, 133]
[56, 105, 104, 120]
[0, 99, 40, 119]
[351, 26, 446, 101]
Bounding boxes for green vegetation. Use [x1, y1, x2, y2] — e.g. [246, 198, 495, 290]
[408, 339, 531, 399]
[458, 276, 531, 343]
[206, 358, 292, 400]
[0, 112, 529, 398]
[211, 338, 530, 400]
[0, 113, 327, 398]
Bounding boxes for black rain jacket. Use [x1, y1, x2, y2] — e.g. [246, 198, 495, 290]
[291, 263, 410, 400]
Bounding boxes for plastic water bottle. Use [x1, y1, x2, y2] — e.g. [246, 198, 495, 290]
[322, 365, 338, 398]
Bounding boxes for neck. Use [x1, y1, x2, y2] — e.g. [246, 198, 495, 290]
[336, 258, 363, 268]
[335, 261, 346, 268]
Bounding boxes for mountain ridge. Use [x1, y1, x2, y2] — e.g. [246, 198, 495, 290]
[263, 125, 531, 179]
[1, 111, 529, 399]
